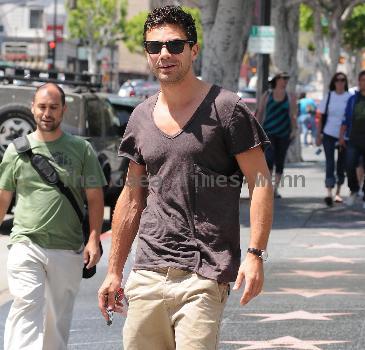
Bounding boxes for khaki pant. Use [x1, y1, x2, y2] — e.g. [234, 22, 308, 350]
[123, 268, 229, 350]
[4, 241, 83, 350]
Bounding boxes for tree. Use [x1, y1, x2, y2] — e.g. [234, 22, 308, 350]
[150, 0, 201, 9]
[199, 0, 256, 92]
[67, 0, 127, 74]
[297, 0, 364, 89]
[343, 4, 365, 84]
[271, 1, 301, 162]
[123, 11, 148, 55]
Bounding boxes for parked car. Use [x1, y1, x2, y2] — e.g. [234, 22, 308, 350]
[0, 82, 129, 219]
[118, 79, 160, 99]
[237, 87, 257, 113]
[97, 93, 143, 135]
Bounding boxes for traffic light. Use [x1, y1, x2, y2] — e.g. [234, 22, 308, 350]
[47, 41, 56, 59]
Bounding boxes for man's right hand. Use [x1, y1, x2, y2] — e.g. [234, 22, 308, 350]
[98, 273, 123, 321]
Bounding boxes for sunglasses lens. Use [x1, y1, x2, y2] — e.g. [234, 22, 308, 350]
[145, 40, 188, 54]
[145, 42, 162, 54]
[167, 40, 185, 54]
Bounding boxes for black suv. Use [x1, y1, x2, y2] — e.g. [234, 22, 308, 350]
[0, 66, 141, 218]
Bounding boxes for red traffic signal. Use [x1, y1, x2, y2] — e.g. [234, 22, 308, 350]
[48, 41, 56, 49]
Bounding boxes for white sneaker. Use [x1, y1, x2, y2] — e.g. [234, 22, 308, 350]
[345, 193, 357, 206]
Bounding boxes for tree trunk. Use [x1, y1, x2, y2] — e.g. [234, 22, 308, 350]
[200, 0, 255, 92]
[304, 0, 360, 91]
[150, 0, 182, 8]
[271, 1, 301, 162]
[345, 49, 362, 87]
[271, 1, 299, 92]
[88, 47, 99, 74]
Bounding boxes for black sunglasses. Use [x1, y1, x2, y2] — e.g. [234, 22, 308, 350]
[144, 39, 195, 55]
[335, 78, 346, 82]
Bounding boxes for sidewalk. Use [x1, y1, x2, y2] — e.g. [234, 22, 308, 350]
[1, 145, 365, 349]
[222, 145, 365, 350]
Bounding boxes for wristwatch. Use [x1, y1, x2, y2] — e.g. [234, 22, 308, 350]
[247, 248, 268, 262]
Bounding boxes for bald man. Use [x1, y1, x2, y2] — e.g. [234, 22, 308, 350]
[0, 83, 106, 350]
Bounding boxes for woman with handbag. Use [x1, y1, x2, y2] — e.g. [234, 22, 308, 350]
[256, 71, 298, 198]
[316, 72, 351, 206]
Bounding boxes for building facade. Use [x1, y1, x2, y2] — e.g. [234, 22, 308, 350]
[0, 0, 77, 70]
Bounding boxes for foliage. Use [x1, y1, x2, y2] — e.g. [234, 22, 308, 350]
[299, 3, 313, 32]
[123, 6, 203, 54]
[123, 11, 148, 54]
[300, 2, 365, 50]
[343, 4, 365, 50]
[67, 0, 128, 47]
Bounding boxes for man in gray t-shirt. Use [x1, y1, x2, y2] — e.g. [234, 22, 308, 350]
[98, 6, 273, 350]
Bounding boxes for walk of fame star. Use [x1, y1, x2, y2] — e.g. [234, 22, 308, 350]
[274, 270, 363, 278]
[296, 243, 365, 249]
[221, 336, 349, 350]
[263, 288, 362, 298]
[241, 310, 352, 322]
[319, 231, 365, 238]
[289, 256, 365, 264]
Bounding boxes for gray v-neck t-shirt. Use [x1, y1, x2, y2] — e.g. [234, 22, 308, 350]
[119, 85, 269, 282]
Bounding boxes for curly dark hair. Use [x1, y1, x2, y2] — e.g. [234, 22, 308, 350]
[328, 72, 349, 91]
[144, 6, 197, 44]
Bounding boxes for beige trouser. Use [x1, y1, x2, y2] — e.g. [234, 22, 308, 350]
[123, 268, 229, 350]
[4, 241, 83, 350]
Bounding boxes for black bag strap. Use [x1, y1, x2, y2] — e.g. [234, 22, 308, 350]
[13, 136, 84, 223]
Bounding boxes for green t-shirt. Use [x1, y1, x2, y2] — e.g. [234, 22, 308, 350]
[0, 132, 107, 250]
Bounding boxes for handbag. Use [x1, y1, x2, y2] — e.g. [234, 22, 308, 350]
[320, 91, 331, 134]
[13, 136, 102, 278]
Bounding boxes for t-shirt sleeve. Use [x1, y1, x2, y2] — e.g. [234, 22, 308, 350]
[82, 142, 107, 188]
[118, 113, 145, 165]
[318, 94, 329, 114]
[0, 143, 17, 192]
[225, 100, 270, 155]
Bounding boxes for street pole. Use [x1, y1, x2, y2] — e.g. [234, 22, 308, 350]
[257, 0, 271, 104]
[52, 0, 57, 70]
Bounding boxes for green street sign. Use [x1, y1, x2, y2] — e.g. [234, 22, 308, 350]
[248, 26, 275, 54]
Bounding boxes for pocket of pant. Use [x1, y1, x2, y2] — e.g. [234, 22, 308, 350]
[123, 270, 136, 299]
[214, 281, 229, 304]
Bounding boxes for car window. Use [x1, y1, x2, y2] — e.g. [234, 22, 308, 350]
[103, 101, 121, 137]
[86, 98, 103, 137]
[112, 105, 133, 126]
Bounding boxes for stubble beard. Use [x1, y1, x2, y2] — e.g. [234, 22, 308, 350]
[152, 61, 191, 84]
[36, 117, 62, 133]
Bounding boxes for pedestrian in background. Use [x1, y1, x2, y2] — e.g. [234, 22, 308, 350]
[256, 72, 298, 198]
[98, 6, 273, 350]
[339, 70, 365, 208]
[0, 83, 106, 350]
[297, 92, 317, 146]
[317, 72, 350, 206]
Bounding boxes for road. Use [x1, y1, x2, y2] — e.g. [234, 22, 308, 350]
[1, 147, 365, 350]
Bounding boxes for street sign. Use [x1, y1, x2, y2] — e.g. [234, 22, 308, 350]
[248, 25, 275, 54]
[46, 25, 64, 43]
